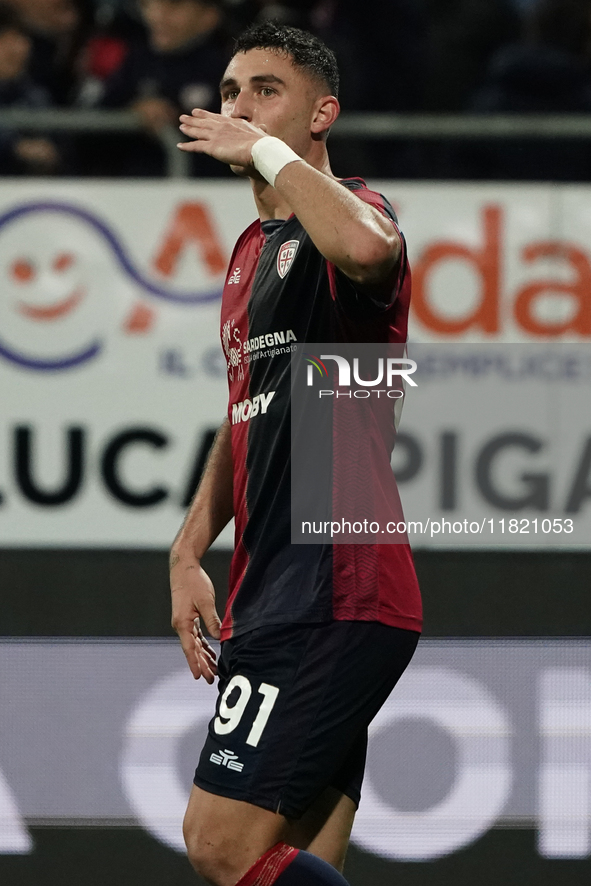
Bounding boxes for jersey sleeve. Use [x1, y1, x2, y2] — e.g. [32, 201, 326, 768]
[328, 185, 408, 314]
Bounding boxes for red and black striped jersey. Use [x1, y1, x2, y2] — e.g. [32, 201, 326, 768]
[219, 178, 422, 640]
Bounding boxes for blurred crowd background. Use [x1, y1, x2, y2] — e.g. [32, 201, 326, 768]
[1, 0, 591, 179]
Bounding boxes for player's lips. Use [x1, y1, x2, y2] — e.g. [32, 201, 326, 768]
[17, 286, 85, 321]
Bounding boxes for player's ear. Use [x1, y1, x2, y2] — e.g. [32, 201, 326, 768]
[311, 95, 340, 137]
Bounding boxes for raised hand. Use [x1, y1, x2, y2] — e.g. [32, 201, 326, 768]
[177, 108, 268, 170]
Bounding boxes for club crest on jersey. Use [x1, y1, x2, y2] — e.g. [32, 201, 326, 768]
[277, 239, 299, 279]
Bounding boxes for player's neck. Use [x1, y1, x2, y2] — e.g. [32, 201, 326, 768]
[252, 145, 334, 221]
[252, 184, 295, 221]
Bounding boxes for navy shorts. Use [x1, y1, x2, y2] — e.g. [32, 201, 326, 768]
[193, 620, 419, 819]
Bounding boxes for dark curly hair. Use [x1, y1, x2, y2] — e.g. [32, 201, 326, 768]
[232, 22, 339, 97]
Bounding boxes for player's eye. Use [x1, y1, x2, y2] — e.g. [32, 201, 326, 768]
[261, 87, 276, 97]
[224, 89, 239, 101]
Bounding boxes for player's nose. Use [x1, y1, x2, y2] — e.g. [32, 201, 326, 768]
[229, 92, 253, 121]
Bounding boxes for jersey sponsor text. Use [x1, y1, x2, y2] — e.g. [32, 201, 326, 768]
[243, 329, 297, 354]
[231, 391, 276, 424]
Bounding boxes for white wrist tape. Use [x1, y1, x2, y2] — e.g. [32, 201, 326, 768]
[251, 136, 301, 186]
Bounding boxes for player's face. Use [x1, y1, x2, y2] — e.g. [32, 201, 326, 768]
[220, 48, 325, 167]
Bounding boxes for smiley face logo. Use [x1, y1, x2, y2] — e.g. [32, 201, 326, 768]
[0, 200, 226, 372]
[11, 251, 85, 322]
[0, 211, 107, 370]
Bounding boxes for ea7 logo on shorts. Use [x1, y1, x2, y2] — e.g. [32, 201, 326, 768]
[210, 749, 244, 772]
[277, 240, 299, 278]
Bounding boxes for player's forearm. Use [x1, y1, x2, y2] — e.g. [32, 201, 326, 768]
[273, 160, 400, 285]
[171, 418, 234, 563]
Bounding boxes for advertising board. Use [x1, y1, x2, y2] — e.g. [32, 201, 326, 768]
[1, 182, 590, 547]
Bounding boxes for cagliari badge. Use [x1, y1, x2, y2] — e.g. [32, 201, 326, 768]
[277, 240, 299, 279]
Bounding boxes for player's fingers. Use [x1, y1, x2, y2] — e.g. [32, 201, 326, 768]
[196, 649, 216, 684]
[176, 623, 205, 680]
[192, 633, 217, 684]
[199, 645, 217, 678]
[192, 621, 218, 666]
[197, 600, 222, 640]
[201, 637, 217, 663]
[194, 638, 217, 673]
[179, 114, 217, 130]
[180, 111, 210, 122]
[193, 618, 217, 661]
[189, 108, 218, 119]
[179, 113, 217, 129]
[198, 648, 217, 675]
[178, 115, 209, 127]
[176, 140, 208, 153]
[178, 123, 211, 141]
